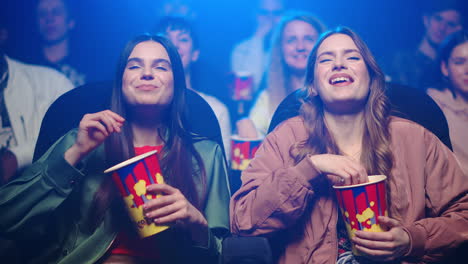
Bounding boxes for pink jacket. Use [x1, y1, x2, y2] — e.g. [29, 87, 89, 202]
[230, 116, 468, 263]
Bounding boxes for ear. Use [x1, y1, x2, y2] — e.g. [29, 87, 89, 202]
[191, 49, 200, 63]
[441, 61, 449, 78]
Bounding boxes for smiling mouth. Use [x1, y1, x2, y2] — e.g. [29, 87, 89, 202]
[330, 76, 354, 85]
[137, 85, 158, 91]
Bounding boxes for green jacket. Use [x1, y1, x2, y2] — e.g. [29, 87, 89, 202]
[0, 130, 231, 263]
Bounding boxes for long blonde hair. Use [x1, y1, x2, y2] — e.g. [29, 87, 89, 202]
[291, 27, 393, 178]
[264, 11, 326, 115]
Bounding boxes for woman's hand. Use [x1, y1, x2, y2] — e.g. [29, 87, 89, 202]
[236, 118, 259, 139]
[144, 183, 207, 227]
[144, 183, 209, 245]
[64, 110, 124, 166]
[352, 216, 411, 261]
[309, 154, 368, 185]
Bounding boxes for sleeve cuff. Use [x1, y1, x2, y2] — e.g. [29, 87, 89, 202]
[403, 223, 427, 258]
[42, 133, 85, 192]
[287, 155, 322, 188]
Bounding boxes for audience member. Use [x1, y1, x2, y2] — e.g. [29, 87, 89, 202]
[0, 18, 72, 185]
[230, 0, 285, 90]
[155, 17, 232, 161]
[31, 0, 86, 86]
[0, 34, 230, 263]
[231, 27, 468, 263]
[237, 11, 325, 137]
[388, 0, 463, 90]
[427, 30, 468, 175]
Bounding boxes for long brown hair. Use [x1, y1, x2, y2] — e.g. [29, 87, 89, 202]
[263, 11, 326, 115]
[291, 27, 393, 178]
[90, 34, 206, 227]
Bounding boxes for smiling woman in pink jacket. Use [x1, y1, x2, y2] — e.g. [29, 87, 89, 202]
[230, 27, 468, 264]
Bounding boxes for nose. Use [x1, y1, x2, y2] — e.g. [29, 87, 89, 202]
[333, 56, 347, 71]
[296, 40, 306, 52]
[141, 67, 154, 80]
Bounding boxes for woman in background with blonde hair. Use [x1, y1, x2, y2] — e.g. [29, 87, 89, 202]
[237, 11, 326, 138]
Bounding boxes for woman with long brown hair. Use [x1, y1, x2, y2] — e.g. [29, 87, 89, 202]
[0, 34, 230, 263]
[230, 27, 468, 263]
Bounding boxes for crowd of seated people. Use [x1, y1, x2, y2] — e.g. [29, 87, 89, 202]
[0, 0, 466, 263]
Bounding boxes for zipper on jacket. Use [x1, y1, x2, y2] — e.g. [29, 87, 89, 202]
[20, 115, 27, 138]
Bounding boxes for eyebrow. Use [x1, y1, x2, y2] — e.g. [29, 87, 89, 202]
[126, 58, 171, 66]
[317, 49, 360, 58]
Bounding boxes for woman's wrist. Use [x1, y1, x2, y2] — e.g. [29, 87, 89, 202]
[187, 210, 209, 246]
[64, 144, 88, 166]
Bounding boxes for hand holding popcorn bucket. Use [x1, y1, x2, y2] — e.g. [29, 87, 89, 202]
[333, 175, 388, 255]
[104, 150, 169, 238]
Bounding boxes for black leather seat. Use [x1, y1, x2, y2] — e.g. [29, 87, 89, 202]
[34, 81, 225, 161]
[269, 82, 452, 150]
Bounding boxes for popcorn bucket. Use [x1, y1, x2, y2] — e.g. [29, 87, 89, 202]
[333, 175, 388, 255]
[230, 72, 254, 101]
[230, 135, 262, 171]
[104, 150, 169, 238]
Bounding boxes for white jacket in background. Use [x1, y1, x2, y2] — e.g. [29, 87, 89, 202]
[4, 56, 73, 169]
[198, 92, 232, 162]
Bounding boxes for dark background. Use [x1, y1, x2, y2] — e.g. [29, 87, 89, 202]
[2, 0, 466, 98]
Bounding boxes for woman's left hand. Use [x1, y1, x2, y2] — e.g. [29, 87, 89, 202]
[352, 216, 410, 261]
[143, 183, 207, 228]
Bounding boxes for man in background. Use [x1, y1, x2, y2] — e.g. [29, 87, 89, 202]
[32, 0, 86, 86]
[230, 0, 285, 91]
[389, 0, 463, 90]
[155, 17, 232, 162]
[0, 14, 73, 185]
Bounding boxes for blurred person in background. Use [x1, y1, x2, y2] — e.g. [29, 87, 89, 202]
[154, 16, 232, 161]
[0, 14, 72, 185]
[30, 0, 86, 86]
[389, 0, 463, 91]
[230, 0, 285, 90]
[427, 30, 468, 175]
[237, 11, 326, 138]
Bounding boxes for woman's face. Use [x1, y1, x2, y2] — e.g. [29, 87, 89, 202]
[281, 20, 319, 72]
[122, 41, 174, 107]
[442, 41, 468, 96]
[313, 33, 370, 113]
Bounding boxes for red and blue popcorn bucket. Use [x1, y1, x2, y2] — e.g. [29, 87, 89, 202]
[230, 72, 254, 101]
[104, 150, 169, 238]
[230, 135, 262, 171]
[333, 175, 388, 255]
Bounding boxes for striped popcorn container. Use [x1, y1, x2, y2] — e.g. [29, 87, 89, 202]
[104, 150, 169, 238]
[230, 135, 263, 171]
[231, 72, 254, 101]
[333, 175, 388, 255]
